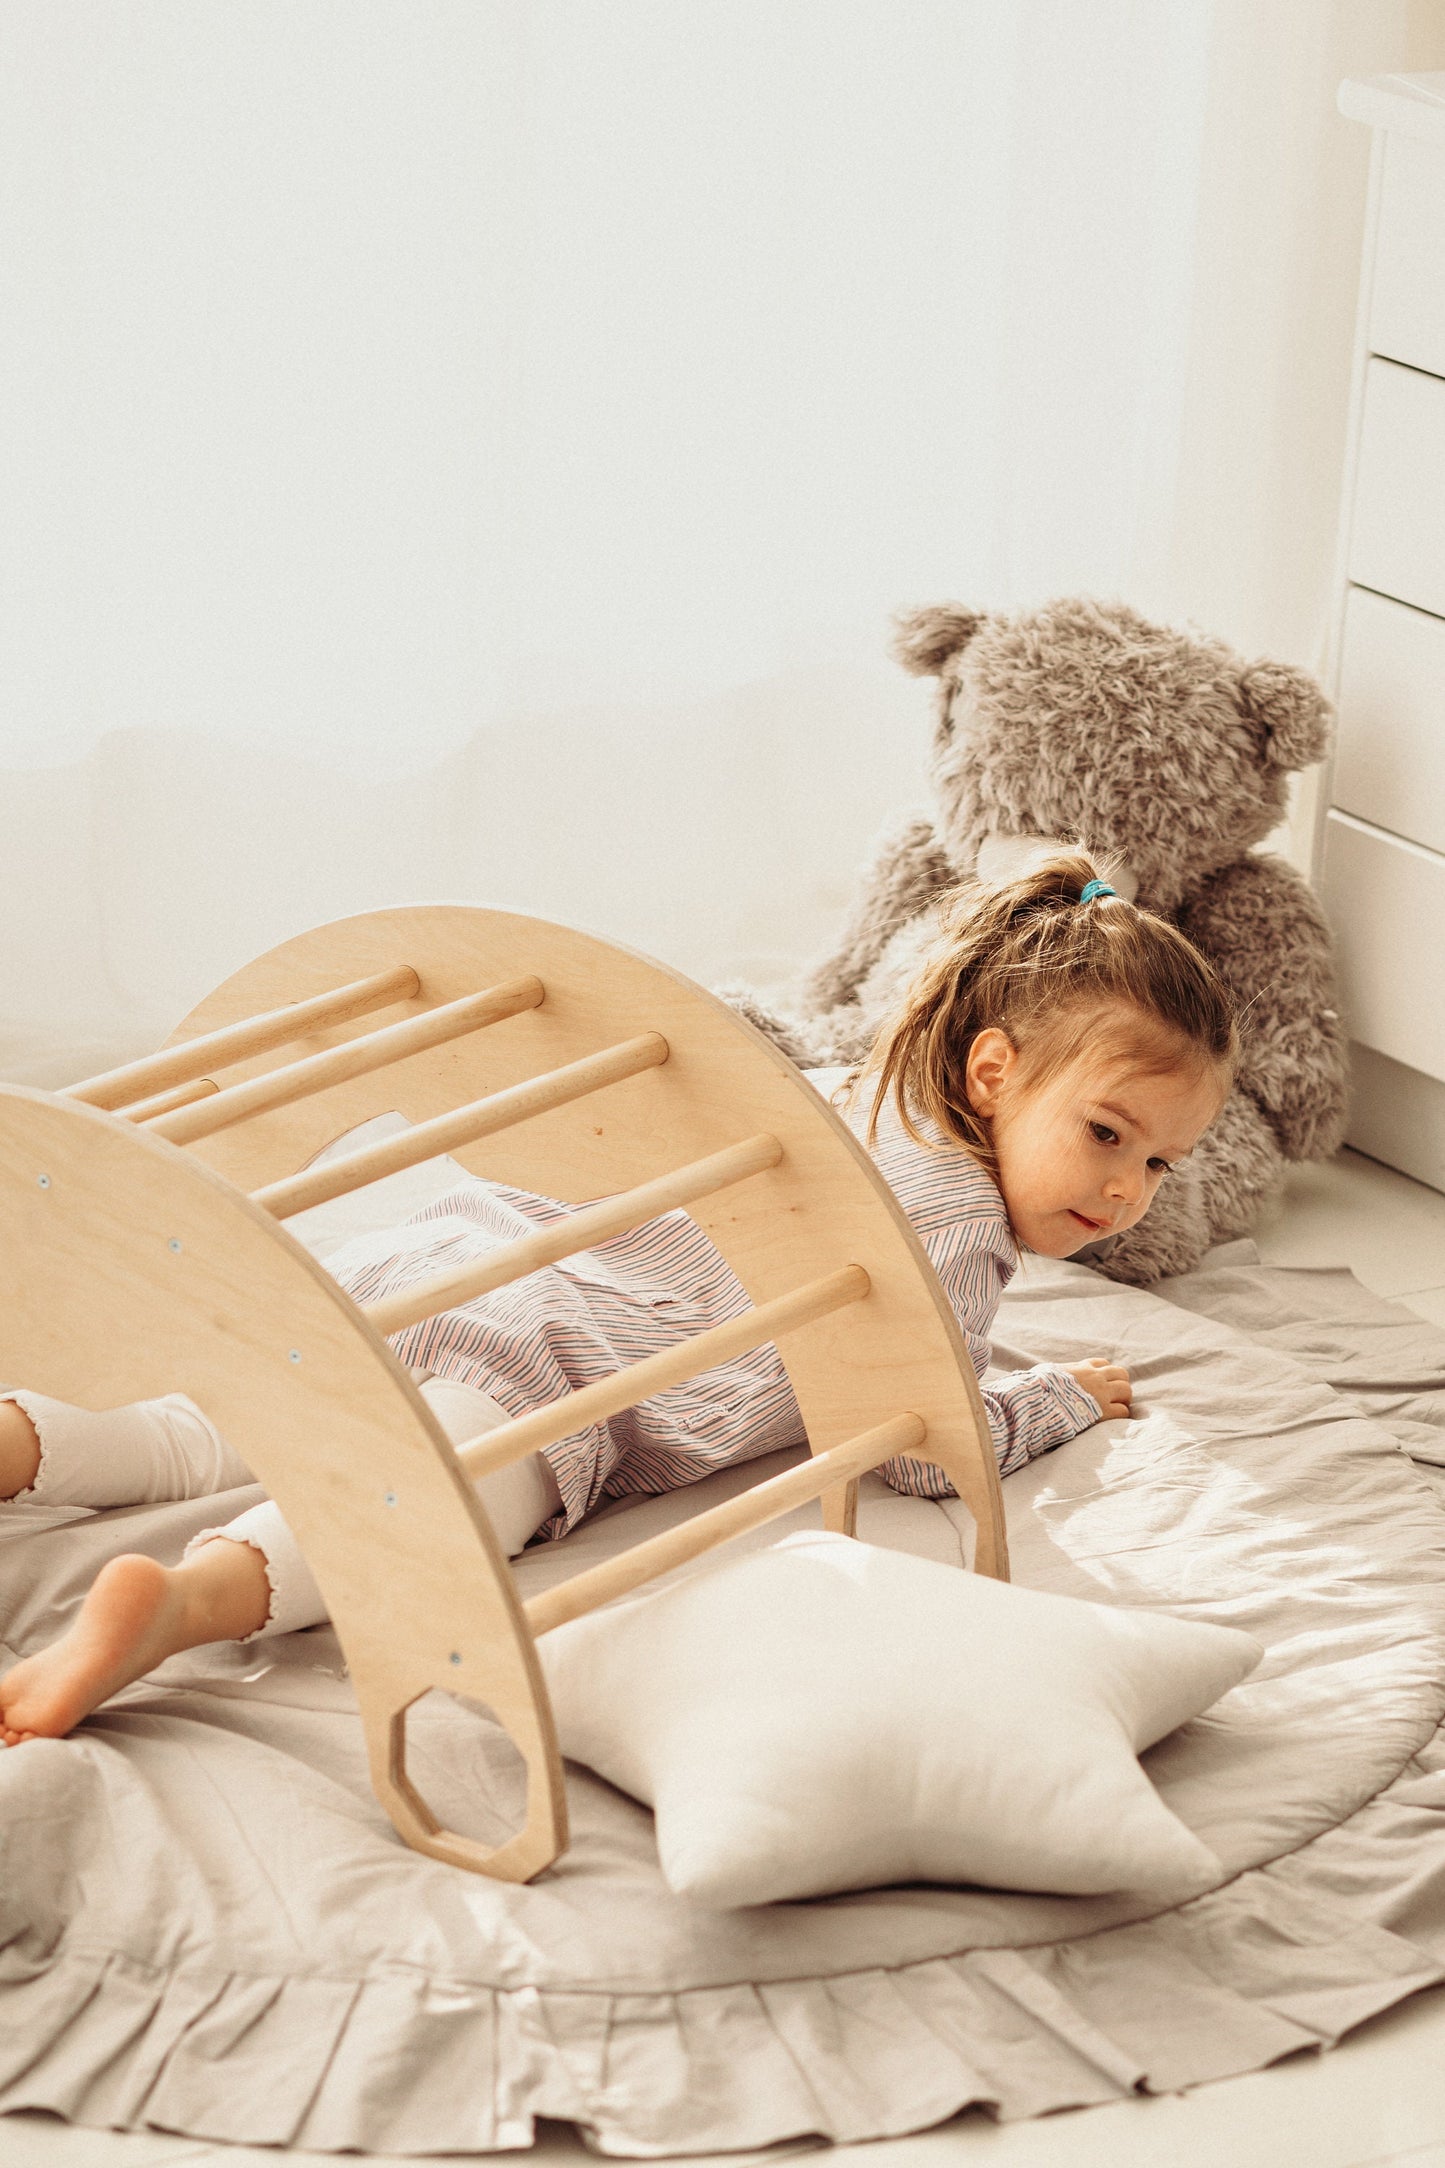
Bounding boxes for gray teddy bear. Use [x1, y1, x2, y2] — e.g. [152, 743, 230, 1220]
[726, 595, 1349, 1283]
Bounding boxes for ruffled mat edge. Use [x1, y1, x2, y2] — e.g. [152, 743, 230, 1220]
[3, 1787, 1445, 2160]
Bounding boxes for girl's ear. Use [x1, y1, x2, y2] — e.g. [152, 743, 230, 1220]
[964, 1028, 1017, 1118]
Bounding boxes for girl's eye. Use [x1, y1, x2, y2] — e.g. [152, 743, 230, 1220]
[1147, 1157, 1173, 1176]
[1089, 1122, 1118, 1146]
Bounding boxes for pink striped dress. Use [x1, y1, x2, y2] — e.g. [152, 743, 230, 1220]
[328, 1092, 1100, 1539]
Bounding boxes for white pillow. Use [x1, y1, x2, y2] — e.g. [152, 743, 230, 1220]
[539, 1532, 1261, 1908]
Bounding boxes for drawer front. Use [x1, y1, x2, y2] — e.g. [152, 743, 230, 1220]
[1320, 809, 1445, 1083]
[1372, 133, 1445, 381]
[1350, 358, 1445, 619]
[1334, 585, 1445, 856]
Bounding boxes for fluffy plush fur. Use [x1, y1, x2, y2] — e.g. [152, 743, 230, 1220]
[722, 596, 1349, 1283]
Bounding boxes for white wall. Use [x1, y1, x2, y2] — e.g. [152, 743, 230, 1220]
[0, 666, 927, 1033]
[1, 0, 1443, 1065]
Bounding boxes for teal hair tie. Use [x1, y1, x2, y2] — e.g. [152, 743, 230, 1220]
[1079, 879, 1117, 903]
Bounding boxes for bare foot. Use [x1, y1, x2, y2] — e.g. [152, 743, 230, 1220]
[0, 1555, 184, 1742]
[0, 1538, 271, 1745]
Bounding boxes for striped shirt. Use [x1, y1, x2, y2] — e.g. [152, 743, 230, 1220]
[328, 1090, 1099, 1538]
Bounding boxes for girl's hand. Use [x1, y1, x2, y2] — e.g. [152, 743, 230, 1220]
[1065, 1358, 1132, 1421]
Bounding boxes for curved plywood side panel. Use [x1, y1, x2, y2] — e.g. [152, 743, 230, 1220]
[0, 1085, 566, 1881]
[161, 906, 1006, 1577]
[159, 902, 797, 1195]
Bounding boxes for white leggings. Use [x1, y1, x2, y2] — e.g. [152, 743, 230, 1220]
[4, 1382, 560, 1639]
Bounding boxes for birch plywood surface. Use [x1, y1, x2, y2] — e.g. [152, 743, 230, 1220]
[0, 1084, 565, 1880]
[9, 904, 1003, 1882]
[160, 907, 1005, 1574]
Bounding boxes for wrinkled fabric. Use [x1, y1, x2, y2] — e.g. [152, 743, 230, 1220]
[2, 1244, 1445, 2153]
[1, 1388, 253, 1508]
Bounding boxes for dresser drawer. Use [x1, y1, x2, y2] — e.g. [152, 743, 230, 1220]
[1320, 809, 1445, 1082]
[1372, 132, 1445, 380]
[1350, 358, 1445, 619]
[1334, 585, 1445, 855]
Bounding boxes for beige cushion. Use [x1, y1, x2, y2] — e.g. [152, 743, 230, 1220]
[540, 1531, 1262, 1908]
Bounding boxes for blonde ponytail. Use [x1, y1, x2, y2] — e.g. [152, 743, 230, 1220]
[855, 849, 1237, 1174]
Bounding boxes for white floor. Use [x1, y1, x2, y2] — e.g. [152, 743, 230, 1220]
[7, 1148, 1445, 2168]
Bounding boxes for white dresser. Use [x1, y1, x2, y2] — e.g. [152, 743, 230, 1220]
[1325, 73, 1445, 1193]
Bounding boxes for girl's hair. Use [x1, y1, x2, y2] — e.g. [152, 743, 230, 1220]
[856, 848, 1238, 1173]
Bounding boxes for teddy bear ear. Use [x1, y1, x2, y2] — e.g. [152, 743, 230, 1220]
[890, 604, 987, 677]
[1237, 660, 1333, 771]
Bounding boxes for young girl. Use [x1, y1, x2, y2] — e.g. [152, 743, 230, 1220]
[0, 852, 1236, 1744]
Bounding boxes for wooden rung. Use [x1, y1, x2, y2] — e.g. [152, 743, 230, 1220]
[361, 1132, 784, 1337]
[63, 965, 422, 1111]
[451, 1264, 870, 1480]
[524, 1411, 926, 1636]
[146, 977, 545, 1146]
[122, 1076, 221, 1123]
[254, 1032, 670, 1220]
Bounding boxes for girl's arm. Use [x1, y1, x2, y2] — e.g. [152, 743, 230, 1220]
[855, 1115, 1124, 1498]
[876, 1359, 1104, 1498]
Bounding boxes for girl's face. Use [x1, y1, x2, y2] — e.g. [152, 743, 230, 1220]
[965, 1021, 1226, 1257]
